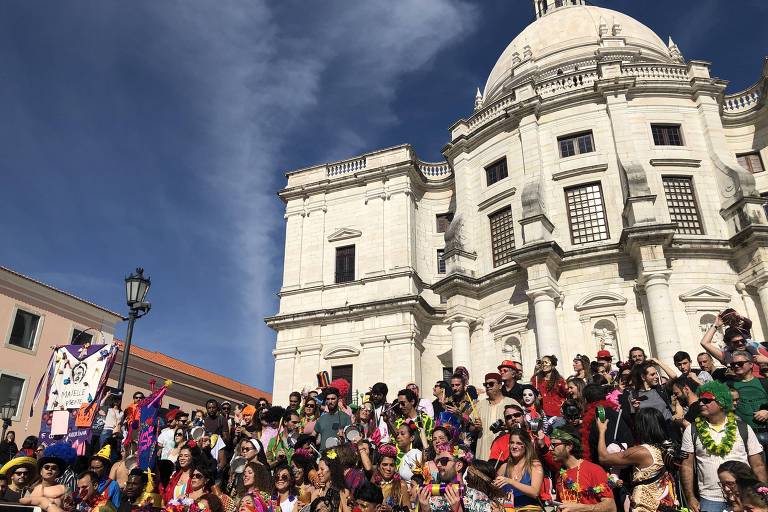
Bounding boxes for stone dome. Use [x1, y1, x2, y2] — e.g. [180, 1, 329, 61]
[483, 5, 672, 103]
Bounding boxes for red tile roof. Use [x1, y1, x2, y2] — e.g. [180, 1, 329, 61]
[116, 340, 271, 402]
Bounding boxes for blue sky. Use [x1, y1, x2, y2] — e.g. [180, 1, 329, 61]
[0, 0, 765, 393]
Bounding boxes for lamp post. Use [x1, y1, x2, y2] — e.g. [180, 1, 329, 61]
[115, 268, 151, 398]
[1, 401, 15, 438]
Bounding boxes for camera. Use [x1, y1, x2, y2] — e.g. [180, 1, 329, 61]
[489, 419, 505, 434]
[529, 418, 543, 433]
[661, 440, 688, 470]
[562, 401, 582, 422]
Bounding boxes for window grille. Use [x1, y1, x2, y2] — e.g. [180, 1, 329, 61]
[565, 183, 610, 245]
[663, 177, 703, 234]
[489, 206, 515, 267]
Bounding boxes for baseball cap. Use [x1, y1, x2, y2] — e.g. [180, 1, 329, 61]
[596, 350, 612, 360]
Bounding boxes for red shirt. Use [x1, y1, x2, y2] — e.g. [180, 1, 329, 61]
[530, 375, 568, 418]
[556, 460, 613, 505]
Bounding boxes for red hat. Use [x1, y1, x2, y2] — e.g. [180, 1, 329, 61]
[165, 409, 182, 421]
[498, 360, 522, 371]
[596, 350, 612, 360]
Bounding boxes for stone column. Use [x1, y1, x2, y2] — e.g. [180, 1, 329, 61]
[528, 289, 563, 364]
[757, 282, 768, 334]
[272, 347, 298, 406]
[641, 272, 681, 362]
[449, 320, 472, 374]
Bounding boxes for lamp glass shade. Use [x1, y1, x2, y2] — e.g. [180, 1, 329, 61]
[0, 402, 13, 421]
[125, 269, 151, 306]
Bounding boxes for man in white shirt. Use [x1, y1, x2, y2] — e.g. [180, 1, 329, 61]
[156, 409, 183, 461]
[681, 380, 767, 512]
[405, 383, 434, 418]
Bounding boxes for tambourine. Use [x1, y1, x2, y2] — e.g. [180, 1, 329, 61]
[344, 424, 363, 443]
[190, 426, 206, 441]
[230, 456, 247, 474]
[324, 436, 340, 449]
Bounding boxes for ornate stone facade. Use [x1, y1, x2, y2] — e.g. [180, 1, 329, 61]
[266, 0, 768, 403]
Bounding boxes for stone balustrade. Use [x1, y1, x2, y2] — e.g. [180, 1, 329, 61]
[326, 156, 367, 177]
[723, 82, 763, 114]
[620, 63, 689, 81]
[467, 94, 517, 130]
[417, 161, 452, 178]
[535, 70, 598, 98]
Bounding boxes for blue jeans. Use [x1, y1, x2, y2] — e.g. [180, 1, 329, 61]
[699, 498, 727, 512]
[98, 428, 113, 448]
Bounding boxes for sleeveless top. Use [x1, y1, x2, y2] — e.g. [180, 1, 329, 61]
[631, 444, 677, 512]
[502, 468, 539, 508]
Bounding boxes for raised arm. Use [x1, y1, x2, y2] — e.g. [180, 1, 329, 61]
[700, 315, 725, 363]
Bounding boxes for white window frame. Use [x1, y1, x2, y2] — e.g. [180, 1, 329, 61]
[69, 325, 96, 346]
[4, 304, 45, 355]
[0, 370, 29, 422]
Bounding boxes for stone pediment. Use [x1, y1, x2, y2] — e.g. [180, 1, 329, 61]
[574, 291, 627, 312]
[327, 228, 362, 242]
[323, 345, 360, 360]
[489, 312, 528, 332]
[679, 286, 731, 303]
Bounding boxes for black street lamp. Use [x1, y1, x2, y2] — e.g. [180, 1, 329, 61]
[1, 401, 15, 438]
[115, 268, 151, 398]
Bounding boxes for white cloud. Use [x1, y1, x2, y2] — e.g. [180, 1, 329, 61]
[144, 0, 479, 389]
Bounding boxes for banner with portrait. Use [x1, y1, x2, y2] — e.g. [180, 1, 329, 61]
[38, 343, 118, 449]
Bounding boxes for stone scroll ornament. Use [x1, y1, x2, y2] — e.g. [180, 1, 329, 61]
[136, 380, 172, 470]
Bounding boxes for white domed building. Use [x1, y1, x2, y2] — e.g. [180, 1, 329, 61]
[266, 0, 768, 401]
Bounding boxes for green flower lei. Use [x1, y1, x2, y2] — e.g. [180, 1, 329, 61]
[695, 412, 737, 457]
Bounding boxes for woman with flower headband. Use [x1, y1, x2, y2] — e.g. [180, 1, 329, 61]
[163, 442, 203, 503]
[493, 427, 544, 511]
[596, 408, 677, 512]
[171, 460, 215, 506]
[371, 444, 409, 510]
[736, 482, 768, 512]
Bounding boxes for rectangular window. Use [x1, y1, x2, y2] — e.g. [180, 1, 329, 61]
[437, 249, 446, 274]
[663, 176, 704, 235]
[0, 374, 25, 418]
[8, 309, 40, 350]
[558, 131, 595, 158]
[485, 158, 508, 186]
[436, 213, 454, 233]
[335, 245, 355, 284]
[651, 124, 683, 146]
[439, 295, 447, 304]
[71, 329, 93, 345]
[331, 364, 353, 403]
[489, 206, 516, 267]
[565, 183, 610, 245]
[738, 152, 765, 174]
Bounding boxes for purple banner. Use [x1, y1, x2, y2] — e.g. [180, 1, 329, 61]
[137, 399, 161, 469]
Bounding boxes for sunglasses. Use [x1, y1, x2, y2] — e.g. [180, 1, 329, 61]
[550, 441, 565, 447]
[730, 361, 749, 369]
[133, 395, 145, 400]
[14, 470, 29, 476]
[191, 473, 205, 480]
[275, 474, 290, 482]
[175, 433, 185, 437]
[398, 401, 408, 407]
[42, 464, 59, 471]
[241, 446, 254, 452]
[304, 404, 316, 408]
[482, 382, 498, 388]
[505, 413, 523, 420]
[435, 457, 452, 467]
[699, 397, 716, 405]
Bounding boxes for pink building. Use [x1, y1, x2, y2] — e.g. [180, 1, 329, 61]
[0, 266, 270, 436]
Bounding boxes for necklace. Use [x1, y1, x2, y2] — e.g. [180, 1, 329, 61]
[695, 412, 738, 457]
[559, 461, 606, 499]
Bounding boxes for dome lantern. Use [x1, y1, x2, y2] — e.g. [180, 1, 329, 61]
[533, 0, 587, 19]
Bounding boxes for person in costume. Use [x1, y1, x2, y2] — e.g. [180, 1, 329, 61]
[414, 443, 492, 512]
[179, 461, 215, 505]
[271, 462, 301, 512]
[227, 438, 267, 496]
[163, 442, 202, 503]
[117, 469, 147, 512]
[89, 445, 121, 508]
[75, 471, 117, 512]
[0, 455, 37, 502]
[493, 427, 544, 511]
[308, 452, 344, 511]
[550, 429, 615, 511]
[289, 450, 317, 506]
[20, 444, 74, 511]
[424, 425, 454, 483]
[596, 408, 678, 512]
[530, 356, 568, 418]
[681, 380, 768, 512]
[392, 422, 423, 480]
[370, 445, 408, 510]
[232, 461, 272, 504]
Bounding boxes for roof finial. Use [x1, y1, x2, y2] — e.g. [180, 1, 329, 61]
[474, 88, 483, 111]
[668, 36, 684, 63]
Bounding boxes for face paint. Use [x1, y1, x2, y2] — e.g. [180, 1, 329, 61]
[522, 389, 535, 405]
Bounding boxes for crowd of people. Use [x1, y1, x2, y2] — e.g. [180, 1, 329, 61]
[5, 308, 768, 512]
